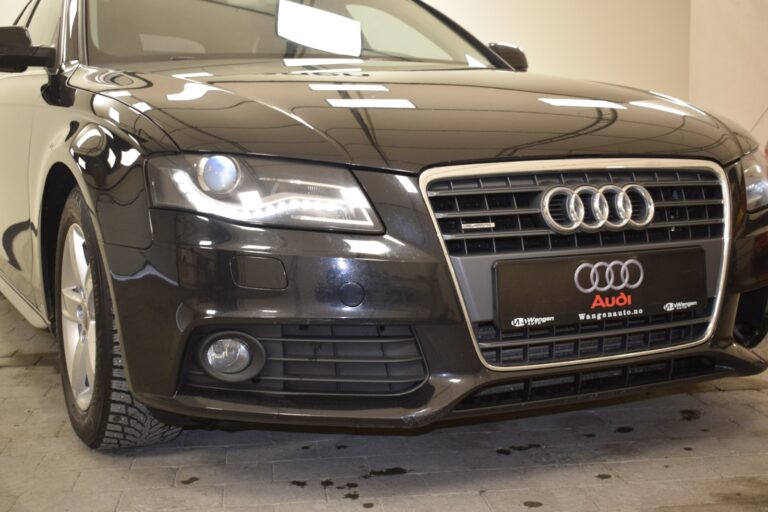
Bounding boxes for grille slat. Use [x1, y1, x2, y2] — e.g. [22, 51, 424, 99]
[479, 302, 714, 368]
[257, 375, 426, 385]
[268, 356, 425, 364]
[428, 169, 725, 257]
[477, 316, 710, 350]
[435, 207, 540, 219]
[428, 185, 543, 197]
[456, 356, 728, 410]
[182, 325, 428, 397]
[257, 336, 416, 344]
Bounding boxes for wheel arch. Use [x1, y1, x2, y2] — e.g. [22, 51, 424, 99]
[39, 163, 79, 323]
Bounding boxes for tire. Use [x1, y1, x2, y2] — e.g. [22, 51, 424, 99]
[55, 188, 181, 449]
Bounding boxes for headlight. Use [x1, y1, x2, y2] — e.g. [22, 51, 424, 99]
[147, 155, 383, 232]
[742, 150, 768, 212]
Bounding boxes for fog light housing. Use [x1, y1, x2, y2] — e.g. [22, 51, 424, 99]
[198, 332, 266, 383]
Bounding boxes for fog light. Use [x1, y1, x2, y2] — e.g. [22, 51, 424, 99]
[198, 332, 266, 383]
[199, 155, 240, 194]
[206, 338, 251, 374]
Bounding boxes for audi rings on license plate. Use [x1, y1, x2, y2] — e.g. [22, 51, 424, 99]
[494, 248, 707, 330]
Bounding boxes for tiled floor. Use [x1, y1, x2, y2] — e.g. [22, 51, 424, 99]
[1, 295, 768, 512]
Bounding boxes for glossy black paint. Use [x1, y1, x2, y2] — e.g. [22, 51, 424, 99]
[0, 0, 766, 428]
[488, 43, 528, 72]
[68, 62, 753, 173]
[0, 26, 56, 72]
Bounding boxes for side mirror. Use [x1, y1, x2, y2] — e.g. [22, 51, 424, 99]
[0, 26, 56, 73]
[489, 43, 528, 72]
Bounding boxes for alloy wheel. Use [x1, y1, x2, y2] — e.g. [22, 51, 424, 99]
[60, 223, 97, 411]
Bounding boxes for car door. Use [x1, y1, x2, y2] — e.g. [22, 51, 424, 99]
[0, 0, 62, 301]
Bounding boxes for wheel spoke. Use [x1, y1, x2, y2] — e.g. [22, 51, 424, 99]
[85, 319, 97, 385]
[60, 286, 82, 322]
[62, 322, 80, 373]
[83, 268, 94, 300]
[75, 387, 92, 407]
[68, 336, 89, 393]
[67, 227, 89, 289]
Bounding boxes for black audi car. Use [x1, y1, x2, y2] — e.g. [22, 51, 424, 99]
[1, 0, 768, 450]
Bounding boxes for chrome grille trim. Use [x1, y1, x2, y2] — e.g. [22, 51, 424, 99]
[420, 159, 732, 372]
[429, 169, 724, 255]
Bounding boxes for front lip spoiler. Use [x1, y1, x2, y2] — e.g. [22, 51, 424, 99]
[137, 343, 766, 430]
[419, 158, 733, 373]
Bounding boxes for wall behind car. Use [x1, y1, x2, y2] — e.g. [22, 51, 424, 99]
[689, 0, 768, 153]
[0, 0, 27, 25]
[425, 0, 692, 99]
[427, 0, 768, 151]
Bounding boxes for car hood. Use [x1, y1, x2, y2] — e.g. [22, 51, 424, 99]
[71, 61, 746, 173]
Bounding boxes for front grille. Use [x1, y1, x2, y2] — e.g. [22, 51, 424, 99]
[456, 356, 728, 411]
[422, 161, 729, 371]
[477, 300, 714, 367]
[182, 325, 427, 397]
[427, 169, 725, 256]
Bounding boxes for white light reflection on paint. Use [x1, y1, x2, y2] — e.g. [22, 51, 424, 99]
[309, 84, 389, 92]
[277, 0, 362, 57]
[539, 98, 626, 110]
[327, 99, 415, 109]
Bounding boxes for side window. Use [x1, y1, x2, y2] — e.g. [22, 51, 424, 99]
[26, 0, 63, 47]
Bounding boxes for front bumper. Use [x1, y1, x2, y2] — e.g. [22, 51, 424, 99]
[101, 165, 768, 428]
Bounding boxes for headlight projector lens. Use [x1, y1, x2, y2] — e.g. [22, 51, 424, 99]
[198, 332, 266, 382]
[199, 155, 240, 194]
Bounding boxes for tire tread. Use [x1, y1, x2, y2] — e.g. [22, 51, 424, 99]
[96, 323, 181, 449]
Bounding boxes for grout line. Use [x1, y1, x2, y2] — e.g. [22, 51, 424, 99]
[478, 489, 494, 511]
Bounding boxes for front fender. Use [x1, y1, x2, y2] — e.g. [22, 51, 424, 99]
[29, 79, 177, 321]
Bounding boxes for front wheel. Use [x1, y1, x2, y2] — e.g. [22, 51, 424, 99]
[55, 188, 181, 449]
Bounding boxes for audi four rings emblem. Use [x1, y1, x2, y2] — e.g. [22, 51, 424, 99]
[541, 184, 655, 234]
[574, 259, 645, 294]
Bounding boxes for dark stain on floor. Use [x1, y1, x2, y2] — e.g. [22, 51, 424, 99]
[290, 481, 308, 488]
[364, 467, 409, 478]
[615, 426, 635, 434]
[596, 474, 612, 480]
[300, 445, 312, 450]
[680, 409, 702, 422]
[684, 447, 694, 452]
[336, 444, 349, 450]
[710, 477, 768, 506]
[321, 480, 334, 488]
[180, 476, 199, 485]
[510, 444, 542, 451]
[498, 443, 542, 455]
[524, 501, 543, 508]
[344, 492, 360, 500]
[584, 433, 597, 438]
[363, 504, 375, 509]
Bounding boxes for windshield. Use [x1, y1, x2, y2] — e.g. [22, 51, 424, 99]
[85, 0, 493, 68]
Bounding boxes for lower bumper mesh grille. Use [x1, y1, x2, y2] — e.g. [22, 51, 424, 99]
[183, 325, 427, 397]
[477, 300, 714, 367]
[456, 356, 728, 411]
